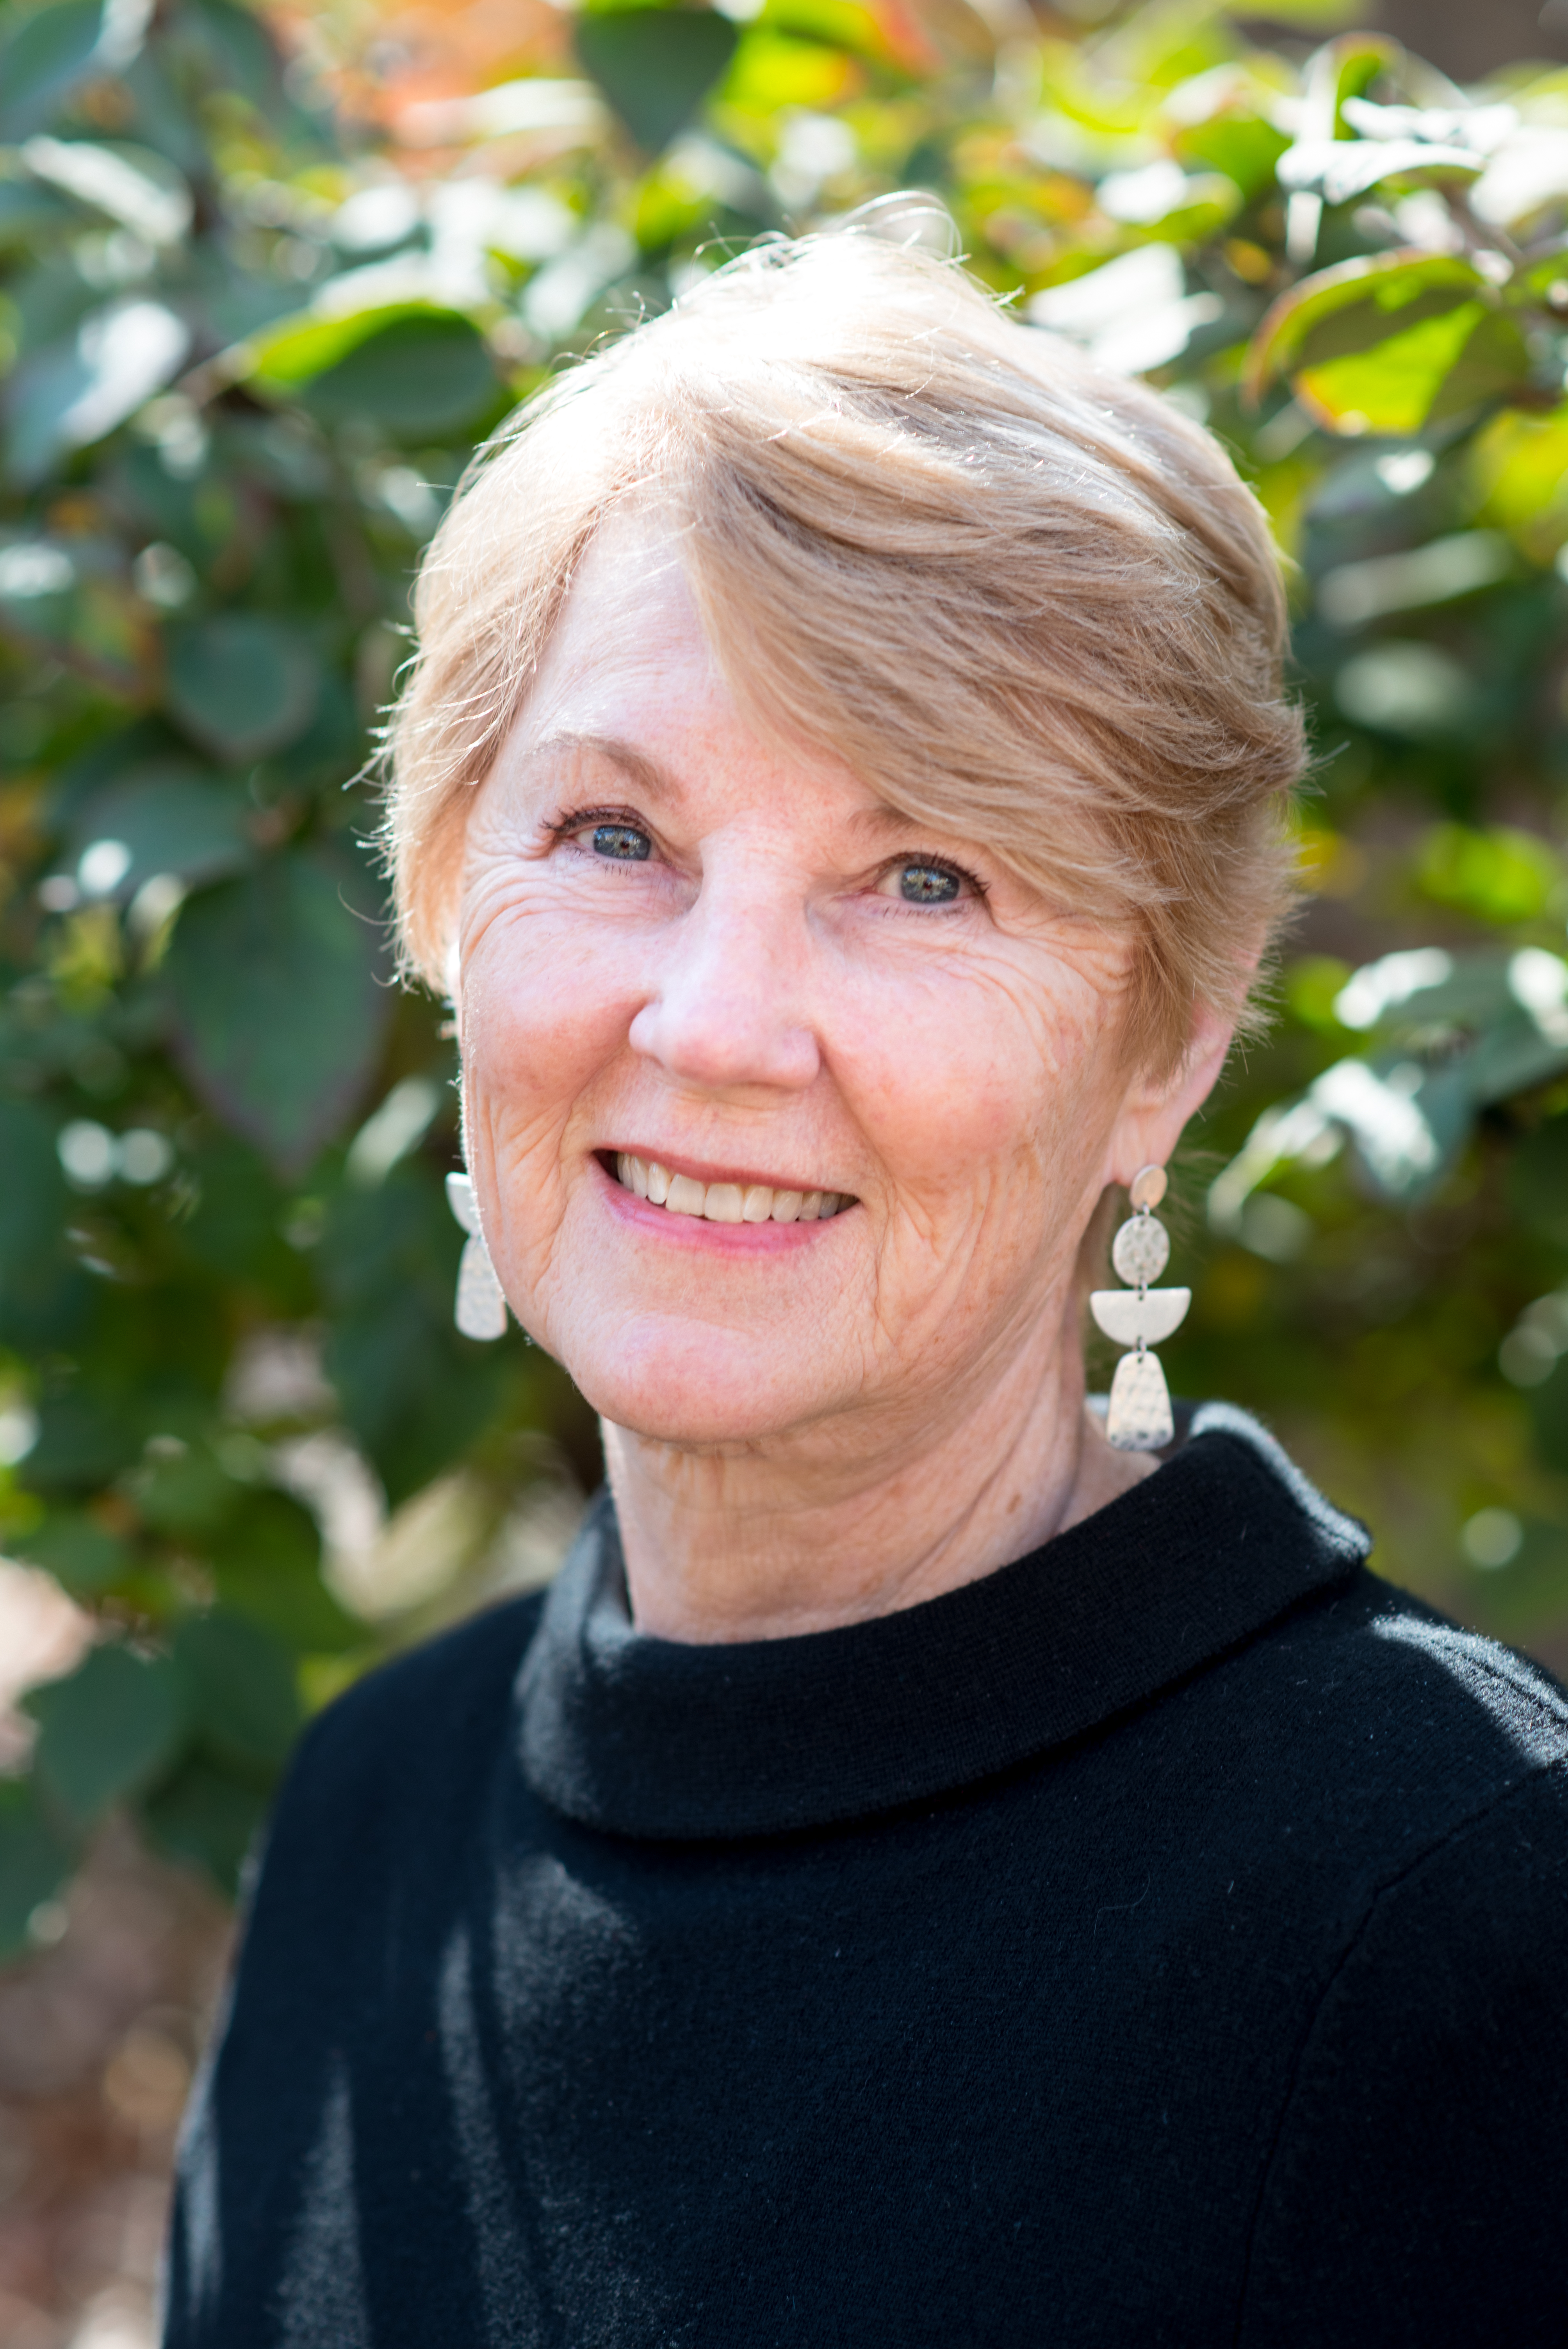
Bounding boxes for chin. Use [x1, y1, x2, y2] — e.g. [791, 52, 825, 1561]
[562, 1313, 836, 1449]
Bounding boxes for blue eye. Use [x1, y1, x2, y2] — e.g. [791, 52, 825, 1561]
[592, 823, 651, 861]
[898, 863, 960, 904]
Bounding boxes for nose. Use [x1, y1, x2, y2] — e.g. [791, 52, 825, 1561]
[627, 866, 822, 1096]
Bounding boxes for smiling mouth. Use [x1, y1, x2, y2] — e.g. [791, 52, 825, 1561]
[611, 1153, 855, 1224]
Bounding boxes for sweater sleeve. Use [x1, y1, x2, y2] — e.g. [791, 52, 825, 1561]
[1237, 1761, 1568, 2349]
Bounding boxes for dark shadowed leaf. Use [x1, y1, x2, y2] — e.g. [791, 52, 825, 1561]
[174, 1610, 301, 1775]
[0, 1101, 85, 1351]
[163, 852, 390, 1176]
[0, 1781, 78, 1963]
[69, 765, 253, 895]
[322, 1166, 507, 1503]
[13, 1512, 130, 1595]
[143, 1759, 267, 1895]
[164, 616, 321, 763]
[210, 1488, 361, 1652]
[21, 1390, 145, 1494]
[574, 8, 739, 153]
[301, 311, 501, 438]
[29, 1644, 186, 1828]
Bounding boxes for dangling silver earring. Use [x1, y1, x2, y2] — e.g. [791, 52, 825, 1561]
[445, 1172, 508, 1341]
[1091, 1164, 1189, 1451]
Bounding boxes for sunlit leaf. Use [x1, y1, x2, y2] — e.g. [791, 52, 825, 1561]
[721, 25, 855, 116]
[1247, 252, 1496, 410]
[1417, 824, 1562, 926]
[1173, 111, 1290, 201]
[5, 299, 192, 482]
[1297, 303, 1525, 435]
[1470, 403, 1568, 558]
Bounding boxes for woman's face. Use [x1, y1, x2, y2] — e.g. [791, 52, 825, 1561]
[459, 515, 1207, 1454]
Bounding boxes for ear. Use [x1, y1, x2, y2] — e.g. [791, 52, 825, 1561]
[1102, 996, 1238, 1192]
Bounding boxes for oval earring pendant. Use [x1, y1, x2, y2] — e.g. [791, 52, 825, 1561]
[446, 1172, 508, 1342]
[1105, 1348, 1174, 1452]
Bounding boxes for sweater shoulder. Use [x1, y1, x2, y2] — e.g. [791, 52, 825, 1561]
[1205, 1563, 1568, 1889]
[1317, 1566, 1568, 1761]
[1239, 1759, 1568, 2344]
[272, 1585, 547, 1832]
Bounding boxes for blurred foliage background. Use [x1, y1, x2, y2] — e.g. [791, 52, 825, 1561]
[7, 0, 1568, 1961]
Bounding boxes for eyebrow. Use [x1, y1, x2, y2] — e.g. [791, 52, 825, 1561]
[515, 733, 677, 802]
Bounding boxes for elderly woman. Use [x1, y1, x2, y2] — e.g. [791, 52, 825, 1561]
[164, 226, 1568, 2348]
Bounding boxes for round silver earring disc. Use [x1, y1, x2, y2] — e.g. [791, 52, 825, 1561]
[1128, 1164, 1167, 1212]
[1112, 1213, 1169, 1287]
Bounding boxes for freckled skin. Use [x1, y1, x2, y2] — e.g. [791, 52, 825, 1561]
[458, 513, 1237, 1641]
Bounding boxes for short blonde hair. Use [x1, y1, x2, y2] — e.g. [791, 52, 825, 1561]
[386, 216, 1303, 1070]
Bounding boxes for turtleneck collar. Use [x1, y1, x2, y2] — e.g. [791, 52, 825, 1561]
[516, 1404, 1370, 1843]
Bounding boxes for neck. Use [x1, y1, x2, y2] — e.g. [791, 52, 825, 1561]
[602, 1321, 1155, 1644]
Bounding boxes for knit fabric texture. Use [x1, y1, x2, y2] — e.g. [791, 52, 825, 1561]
[162, 1404, 1568, 2347]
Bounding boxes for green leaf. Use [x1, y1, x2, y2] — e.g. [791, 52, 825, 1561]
[163, 852, 390, 1177]
[142, 1757, 267, 1895]
[0, 1780, 78, 1965]
[14, 1511, 130, 1595]
[1416, 824, 1562, 926]
[0, 1102, 88, 1354]
[1470, 403, 1568, 558]
[322, 1168, 507, 1504]
[164, 616, 321, 764]
[173, 1610, 301, 1776]
[134, 1445, 244, 1539]
[1174, 112, 1290, 203]
[21, 1390, 144, 1495]
[248, 305, 502, 438]
[210, 1488, 361, 1653]
[1298, 305, 1525, 437]
[5, 299, 192, 484]
[1510, 1116, 1568, 1243]
[0, 1099, 69, 1276]
[0, 0, 105, 140]
[0, 182, 77, 248]
[1246, 252, 1504, 424]
[29, 1644, 186, 1829]
[302, 312, 501, 440]
[575, 8, 739, 153]
[69, 765, 253, 896]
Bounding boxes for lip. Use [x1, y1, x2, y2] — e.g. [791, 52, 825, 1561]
[590, 1153, 856, 1250]
[598, 1147, 853, 1196]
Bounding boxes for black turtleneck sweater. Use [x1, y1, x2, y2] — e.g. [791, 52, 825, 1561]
[162, 1406, 1568, 2347]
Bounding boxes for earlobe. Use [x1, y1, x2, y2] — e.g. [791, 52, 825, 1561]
[1106, 1001, 1238, 1193]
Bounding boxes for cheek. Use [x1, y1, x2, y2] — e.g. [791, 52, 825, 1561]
[842, 956, 1119, 1208]
[460, 895, 636, 1158]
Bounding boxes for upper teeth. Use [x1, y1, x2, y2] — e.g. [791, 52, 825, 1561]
[615, 1155, 851, 1224]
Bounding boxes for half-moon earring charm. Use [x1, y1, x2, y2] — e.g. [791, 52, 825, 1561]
[445, 1172, 508, 1341]
[1091, 1163, 1188, 1452]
